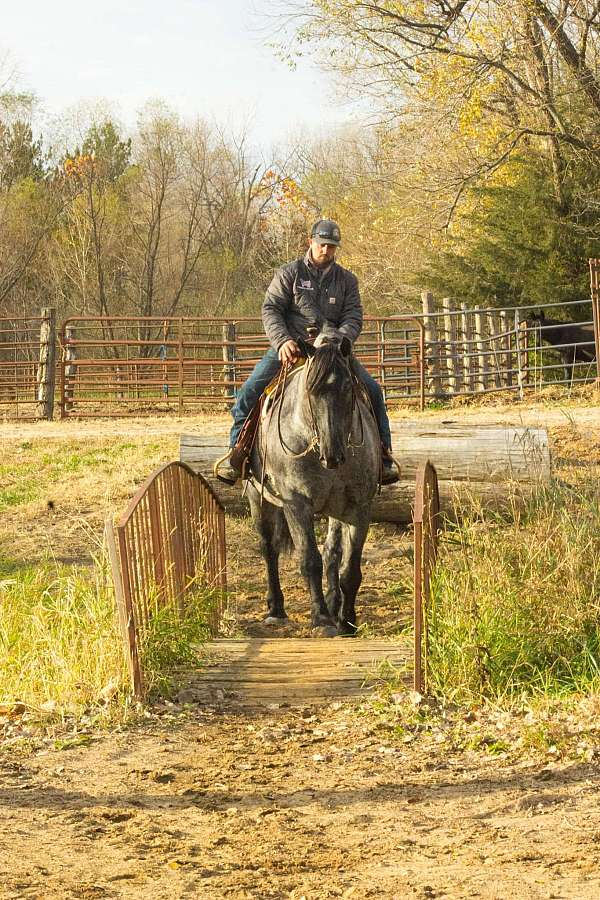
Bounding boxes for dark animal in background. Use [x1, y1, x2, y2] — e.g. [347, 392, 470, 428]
[527, 310, 596, 383]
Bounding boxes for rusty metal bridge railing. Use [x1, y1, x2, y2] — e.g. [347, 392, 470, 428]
[413, 461, 441, 694]
[105, 461, 227, 697]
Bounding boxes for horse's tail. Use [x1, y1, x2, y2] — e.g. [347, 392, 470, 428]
[274, 511, 294, 557]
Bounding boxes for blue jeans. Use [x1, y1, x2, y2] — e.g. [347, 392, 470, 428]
[229, 349, 392, 451]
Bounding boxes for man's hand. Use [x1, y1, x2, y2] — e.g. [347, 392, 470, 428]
[278, 339, 300, 365]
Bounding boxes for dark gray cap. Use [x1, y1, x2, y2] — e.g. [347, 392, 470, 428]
[311, 219, 341, 246]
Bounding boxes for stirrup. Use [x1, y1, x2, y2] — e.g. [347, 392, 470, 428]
[381, 465, 400, 486]
[214, 450, 249, 485]
[381, 451, 401, 487]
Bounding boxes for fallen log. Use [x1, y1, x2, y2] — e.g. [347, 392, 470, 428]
[180, 422, 551, 523]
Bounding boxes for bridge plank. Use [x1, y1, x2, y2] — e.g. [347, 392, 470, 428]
[184, 638, 410, 707]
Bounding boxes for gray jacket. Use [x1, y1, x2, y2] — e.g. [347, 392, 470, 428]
[262, 252, 362, 352]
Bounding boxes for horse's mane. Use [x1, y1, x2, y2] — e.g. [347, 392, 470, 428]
[305, 343, 349, 395]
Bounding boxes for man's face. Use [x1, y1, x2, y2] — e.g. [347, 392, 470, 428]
[309, 238, 337, 268]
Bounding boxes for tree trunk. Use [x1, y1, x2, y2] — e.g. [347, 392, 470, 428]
[180, 423, 551, 524]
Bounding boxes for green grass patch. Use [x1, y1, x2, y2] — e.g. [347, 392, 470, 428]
[0, 551, 215, 718]
[0, 556, 127, 714]
[0, 439, 166, 510]
[0, 481, 39, 509]
[426, 482, 600, 702]
[140, 588, 216, 698]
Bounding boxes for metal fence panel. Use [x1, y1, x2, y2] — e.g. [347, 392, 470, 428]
[55, 315, 424, 416]
[106, 461, 227, 697]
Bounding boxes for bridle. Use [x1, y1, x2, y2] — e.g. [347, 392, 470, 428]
[250, 345, 380, 508]
[271, 348, 368, 460]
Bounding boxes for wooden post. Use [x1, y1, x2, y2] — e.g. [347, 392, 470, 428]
[514, 309, 525, 400]
[488, 313, 503, 389]
[36, 307, 56, 420]
[474, 311, 489, 391]
[460, 303, 474, 394]
[442, 298, 461, 394]
[105, 517, 144, 698]
[522, 315, 531, 386]
[222, 322, 237, 400]
[500, 310, 512, 387]
[421, 291, 442, 398]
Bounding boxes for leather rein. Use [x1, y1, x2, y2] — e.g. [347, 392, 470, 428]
[271, 351, 368, 460]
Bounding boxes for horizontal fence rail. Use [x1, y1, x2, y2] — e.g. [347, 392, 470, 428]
[2, 276, 599, 419]
[105, 461, 227, 697]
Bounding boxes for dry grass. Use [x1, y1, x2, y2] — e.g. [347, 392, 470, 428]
[1, 434, 178, 563]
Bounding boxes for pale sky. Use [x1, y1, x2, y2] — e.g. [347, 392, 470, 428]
[3, 0, 352, 150]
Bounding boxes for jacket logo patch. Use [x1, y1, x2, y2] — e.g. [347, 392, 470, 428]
[299, 279, 313, 290]
[329, 297, 337, 304]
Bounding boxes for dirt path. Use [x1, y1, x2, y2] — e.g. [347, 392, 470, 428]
[3, 703, 600, 899]
[3, 403, 600, 897]
[2, 399, 600, 440]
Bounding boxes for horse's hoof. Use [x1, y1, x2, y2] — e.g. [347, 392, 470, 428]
[264, 616, 289, 626]
[312, 625, 338, 638]
[336, 621, 357, 637]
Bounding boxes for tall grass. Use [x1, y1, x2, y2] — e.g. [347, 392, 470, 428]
[0, 556, 127, 714]
[140, 586, 215, 697]
[0, 554, 215, 715]
[427, 482, 600, 701]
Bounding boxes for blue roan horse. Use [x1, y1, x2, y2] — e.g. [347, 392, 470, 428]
[247, 331, 380, 636]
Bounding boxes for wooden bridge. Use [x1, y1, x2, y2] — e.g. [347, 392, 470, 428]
[182, 637, 412, 708]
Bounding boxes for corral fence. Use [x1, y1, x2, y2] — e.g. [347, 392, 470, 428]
[2, 260, 599, 420]
[413, 460, 441, 694]
[56, 314, 425, 417]
[105, 461, 227, 698]
[421, 260, 600, 398]
[0, 313, 424, 419]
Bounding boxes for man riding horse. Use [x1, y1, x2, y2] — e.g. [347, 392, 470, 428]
[217, 218, 399, 486]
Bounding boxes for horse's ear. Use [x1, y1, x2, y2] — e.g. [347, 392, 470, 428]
[340, 336, 352, 358]
[539, 309, 546, 322]
[297, 338, 315, 358]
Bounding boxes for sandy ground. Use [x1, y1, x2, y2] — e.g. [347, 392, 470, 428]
[2, 402, 600, 898]
[3, 703, 600, 900]
[2, 400, 600, 440]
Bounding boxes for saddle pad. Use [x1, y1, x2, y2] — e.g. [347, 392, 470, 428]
[231, 359, 306, 468]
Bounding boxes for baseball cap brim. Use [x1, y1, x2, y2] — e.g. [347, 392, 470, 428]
[312, 234, 341, 246]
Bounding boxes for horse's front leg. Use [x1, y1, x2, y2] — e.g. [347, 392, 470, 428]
[247, 489, 287, 623]
[337, 517, 370, 636]
[323, 518, 342, 620]
[284, 503, 335, 631]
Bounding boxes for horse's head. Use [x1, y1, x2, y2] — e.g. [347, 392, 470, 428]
[300, 333, 355, 469]
[527, 310, 545, 327]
